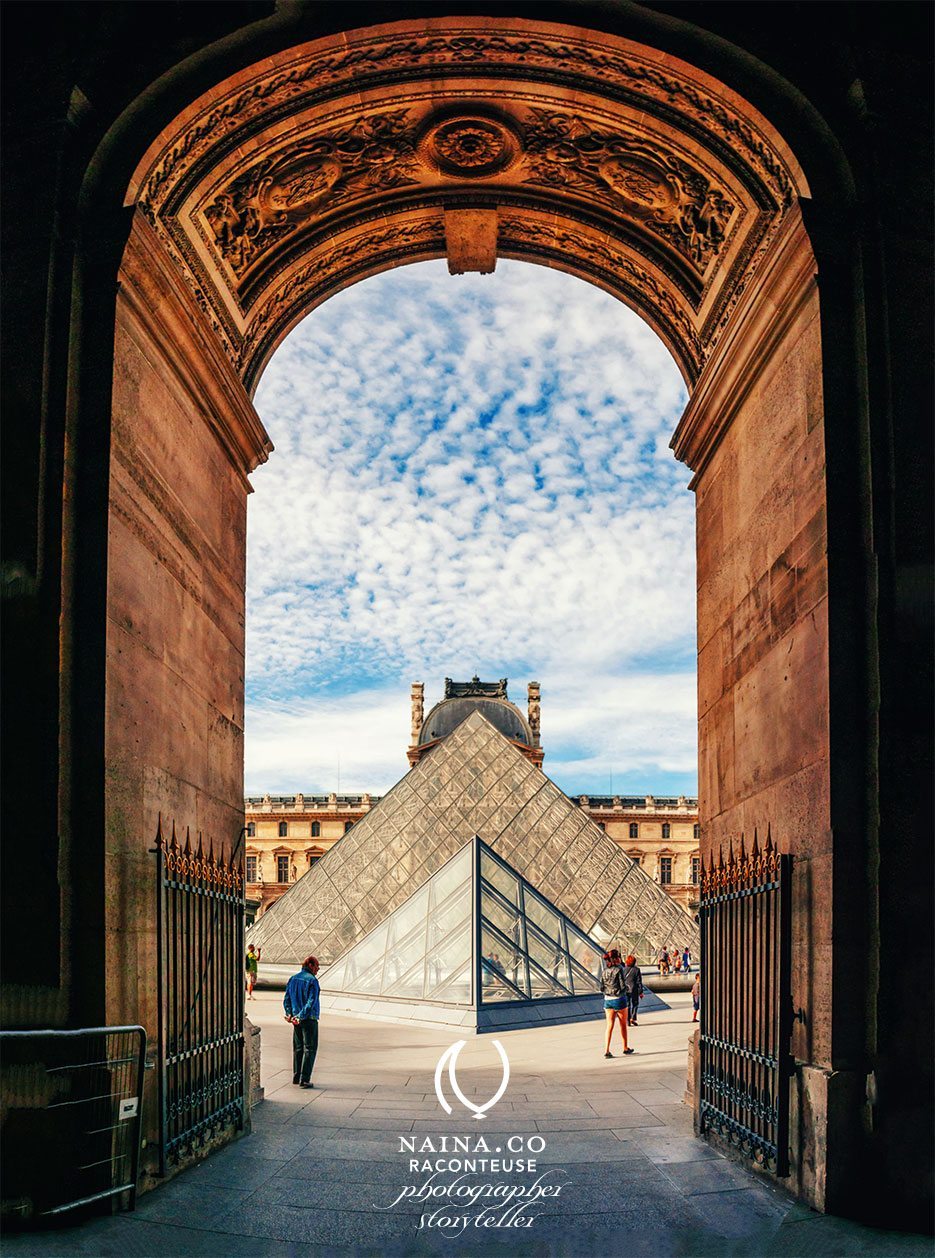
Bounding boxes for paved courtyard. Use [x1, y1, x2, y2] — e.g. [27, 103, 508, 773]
[5, 990, 930, 1256]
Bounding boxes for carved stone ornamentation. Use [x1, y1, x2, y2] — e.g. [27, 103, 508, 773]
[444, 676, 509, 699]
[137, 27, 796, 218]
[410, 682, 424, 746]
[128, 19, 803, 387]
[203, 111, 421, 277]
[521, 109, 734, 270]
[527, 681, 541, 747]
[418, 111, 520, 178]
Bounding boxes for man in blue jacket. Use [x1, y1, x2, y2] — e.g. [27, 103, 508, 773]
[283, 954, 321, 1088]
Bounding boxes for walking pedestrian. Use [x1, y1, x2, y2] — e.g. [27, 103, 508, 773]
[692, 971, 701, 1023]
[673, 947, 682, 974]
[244, 943, 261, 999]
[600, 948, 634, 1057]
[658, 946, 670, 976]
[284, 954, 321, 1088]
[683, 945, 691, 973]
[622, 954, 644, 1026]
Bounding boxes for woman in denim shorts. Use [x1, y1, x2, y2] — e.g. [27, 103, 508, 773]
[600, 948, 634, 1058]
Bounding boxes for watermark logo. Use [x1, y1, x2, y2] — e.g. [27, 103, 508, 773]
[434, 1039, 509, 1120]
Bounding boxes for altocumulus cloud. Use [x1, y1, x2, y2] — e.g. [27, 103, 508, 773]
[246, 259, 696, 796]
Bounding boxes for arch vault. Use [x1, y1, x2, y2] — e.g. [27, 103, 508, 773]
[2, 2, 931, 1230]
[110, 16, 828, 1202]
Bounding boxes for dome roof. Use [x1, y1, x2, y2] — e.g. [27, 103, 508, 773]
[419, 696, 533, 747]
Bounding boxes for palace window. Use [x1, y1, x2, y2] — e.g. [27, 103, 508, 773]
[246, 822, 256, 837]
[629, 822, 639, 838]
[691, 856, 700, 885]
[693, 823, 700, 839]
[344, 821, 353, 833]
[308, 855, 320, 868]
[660, 856, 672, 884]
[311, 821, 321, 837]
[597, 821, 606, 832]
[661, 822, 671, 839]
[277, 854, 289, 883]
[246, 855, 257, 883]
[278, 821, 288, 837]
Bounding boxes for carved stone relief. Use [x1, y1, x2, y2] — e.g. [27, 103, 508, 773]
[521, 109, 734, 270]
[138, 26, 797, 218]
[128, 20, 803, 389]
[417, 110, 521, 178]
[203, 111, 420, 277]
[199, 100, 735, 293]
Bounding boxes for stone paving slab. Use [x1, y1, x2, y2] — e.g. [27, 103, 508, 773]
[4, 990, 932, 1256]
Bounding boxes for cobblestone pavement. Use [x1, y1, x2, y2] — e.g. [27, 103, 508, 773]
[4, 991, 931, 1256]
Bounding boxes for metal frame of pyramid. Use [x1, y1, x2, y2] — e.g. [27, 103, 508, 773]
[320, 836, 668, 1032]
[250, 712, 699, 980]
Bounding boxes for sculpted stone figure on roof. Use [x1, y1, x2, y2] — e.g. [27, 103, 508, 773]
[444, 676, 509, 699]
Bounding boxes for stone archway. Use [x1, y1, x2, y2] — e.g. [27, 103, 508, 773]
[102, 15, 837, 1204]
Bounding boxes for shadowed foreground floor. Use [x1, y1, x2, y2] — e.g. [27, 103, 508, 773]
[4, 991, 930, 1256]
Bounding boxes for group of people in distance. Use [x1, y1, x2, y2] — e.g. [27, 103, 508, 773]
[255, 943, 702, 1084]
[600, 946, 703, 1056]
[656, 944, 692, 975]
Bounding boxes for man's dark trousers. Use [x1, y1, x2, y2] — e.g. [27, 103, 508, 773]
[293, 1018, 319, 1084]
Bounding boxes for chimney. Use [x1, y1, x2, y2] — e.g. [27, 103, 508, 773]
[527, 681, 541, 747]
[410, 682, 424, 747]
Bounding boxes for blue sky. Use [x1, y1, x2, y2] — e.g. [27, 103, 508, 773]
[246, 259, 696, 797]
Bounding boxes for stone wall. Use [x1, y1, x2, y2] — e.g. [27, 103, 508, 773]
[104, 213, 271, 1166]
[674, 208, 838, 1207]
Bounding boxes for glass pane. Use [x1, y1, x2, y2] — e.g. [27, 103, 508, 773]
[524, 922, 572, 994]
[480, 885, 525, 948]
[569, 956, 601, 994]
[424, 924, 472, 1002]
[429, 961, 472, 1004]
[527, 959, 570, 999]
[428, 881, 471, 946]
[381, 922, 429, 995]
[480, 924, 528, 1001]
[481, 849, 519, 906]
[384, 882, 430, 948]
[382, 951, 428, 999]
[567, 924, 605, 976]
[523, 889, 563, 945]
[341, 921, 390, 993]
[324, 959, 347, 990]
[428, 844, 472, 907]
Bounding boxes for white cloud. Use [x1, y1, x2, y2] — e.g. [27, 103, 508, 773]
[245, 259, 696, 795]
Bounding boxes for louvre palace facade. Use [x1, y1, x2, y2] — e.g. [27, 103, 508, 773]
[245, 679, 701, 919]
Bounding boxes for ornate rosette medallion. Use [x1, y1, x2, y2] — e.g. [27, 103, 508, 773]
[417, 111, 520, 178]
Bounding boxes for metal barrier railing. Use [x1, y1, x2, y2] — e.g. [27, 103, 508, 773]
[698, 832, 793, 1176]
[0, 1026, 146, 1217]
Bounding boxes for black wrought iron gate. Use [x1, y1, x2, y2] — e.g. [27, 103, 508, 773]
[154, 817, 245, 1172]
[698, 833, 793, 1175]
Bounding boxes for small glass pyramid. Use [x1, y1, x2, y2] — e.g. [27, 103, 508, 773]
[322, 836, 608, 1029]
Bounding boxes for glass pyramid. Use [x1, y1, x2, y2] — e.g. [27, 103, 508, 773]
[324, 841, 474, 1005]
[250, 710, 699, 970]
[322, 836, 607, 1020]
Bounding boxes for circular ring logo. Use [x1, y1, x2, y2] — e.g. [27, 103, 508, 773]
[434, 1039, 510, 1120]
